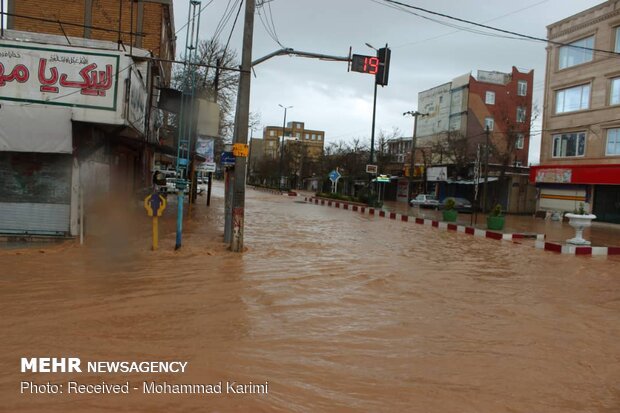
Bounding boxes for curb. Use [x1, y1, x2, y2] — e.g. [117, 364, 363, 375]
[304, 197, 620, 257]
[535, 241, 620, 256]
[304, 196, 544, 244]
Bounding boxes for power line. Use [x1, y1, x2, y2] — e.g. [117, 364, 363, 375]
[393, 0, 551, 48]
[223, 0, 244, 56]
[212, 0, 239, 44]
[256, 1, 284, 47]
[378, 0, 620, 57]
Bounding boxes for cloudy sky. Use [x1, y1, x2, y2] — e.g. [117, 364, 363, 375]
[173, 0, 607, 164]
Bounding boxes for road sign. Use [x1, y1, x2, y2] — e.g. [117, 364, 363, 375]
[366, 164, 378, 174]
[329, 169, 341, 183]
[233, 143, 249, 157]
[221, 151, 236, 166]
[144, 193, 167, 217]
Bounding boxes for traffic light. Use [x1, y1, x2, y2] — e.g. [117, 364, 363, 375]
[375, 47, 391, 86]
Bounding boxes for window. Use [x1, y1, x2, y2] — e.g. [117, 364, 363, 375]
[269, 130, 275, 136]
[517, 80, 527, 96]
[616, 27, 620, 53]
[516, 107, 526, 123]
[555, 84, 590, 113]
[485, 91, 495, 105]
[305, 133, 310, 140]
[297, 123, 302, 129]
[484, 117, 494, 131]
[318, 135, 322, 141]
[296, 132, 301, 139]
[611, 78, 620, 105]
[607, 128, 620, 155]
[515, 134, 524, 149]
[311, 134, 316, 140]
[558, 36, 594, 69]
[552, 132, 585, 157]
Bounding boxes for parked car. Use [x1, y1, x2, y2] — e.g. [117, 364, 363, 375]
[440, 197, 473, 213]
[409, 194, 440, 208]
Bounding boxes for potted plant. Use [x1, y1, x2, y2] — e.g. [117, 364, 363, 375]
[442, 198, 458, 222]
[564, 203, 596, 245]
[487, 204, 505, 231]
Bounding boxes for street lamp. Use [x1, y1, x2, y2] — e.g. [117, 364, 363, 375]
[278, 104, 293, 191]
[404, 110, 428, 201]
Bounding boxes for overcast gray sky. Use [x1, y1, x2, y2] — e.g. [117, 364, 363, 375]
[174, 0, 606, 164]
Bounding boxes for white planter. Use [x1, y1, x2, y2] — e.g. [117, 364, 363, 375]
[565, 213, 596, 245]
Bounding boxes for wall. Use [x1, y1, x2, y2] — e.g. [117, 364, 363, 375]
[541, 0, 620, 166]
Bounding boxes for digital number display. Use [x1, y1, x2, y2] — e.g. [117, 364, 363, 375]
[351, 54, 379, 75]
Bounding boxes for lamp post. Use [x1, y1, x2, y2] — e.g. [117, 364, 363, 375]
[403, 110, 428, 201]
[278, 104, 292, 191]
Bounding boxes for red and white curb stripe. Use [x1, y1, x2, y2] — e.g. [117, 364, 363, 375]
[535, 241, 620, 256]
[304, 197, 544, 244]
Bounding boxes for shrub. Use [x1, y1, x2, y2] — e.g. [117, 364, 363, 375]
[490, 204, 502, 217]
[444, 198, 456, 211]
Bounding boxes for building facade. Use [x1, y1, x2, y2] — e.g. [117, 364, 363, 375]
[414, 67, 536, 212]
[262, 121, 325, 159]
[530, 0, 620, 224]
[0, 0, 175, 237]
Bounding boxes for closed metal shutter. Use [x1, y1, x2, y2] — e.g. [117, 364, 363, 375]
[0, 152, 72, 236]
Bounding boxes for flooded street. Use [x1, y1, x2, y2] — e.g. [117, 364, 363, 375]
[2, 183, 620, 412]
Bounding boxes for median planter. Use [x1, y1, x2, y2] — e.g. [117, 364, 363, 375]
[486, 204, 505, 231]
[487, 215, 505, 230]
[565, 213, 596, 245]
[442, 209, 457, 222]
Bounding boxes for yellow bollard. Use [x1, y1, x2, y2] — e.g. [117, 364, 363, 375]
[152, 216, 159, 250]
[144, 193, 167, 251]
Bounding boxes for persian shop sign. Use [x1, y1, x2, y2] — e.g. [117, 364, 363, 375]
[0, 41, 119, 111]
[535, 168, 572, 183]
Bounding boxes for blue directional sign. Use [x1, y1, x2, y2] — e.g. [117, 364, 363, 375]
[329, 170, 341, 183]
[221, 151, 236, 166]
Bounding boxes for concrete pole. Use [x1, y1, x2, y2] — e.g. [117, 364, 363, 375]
[278, 105, 291, 190]
[404, 110, 427, 200]
[230, 0, 255, 252]
[482, 126, 490, 214]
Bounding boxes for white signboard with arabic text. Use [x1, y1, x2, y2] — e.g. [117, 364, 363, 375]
[0, 41, 119, 111]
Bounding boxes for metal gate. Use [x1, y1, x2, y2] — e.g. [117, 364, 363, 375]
[0, 152, 72, 235]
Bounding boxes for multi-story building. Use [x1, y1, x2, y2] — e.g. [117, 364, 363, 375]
[417, 67, 533, 167]
[386, 137, 412, 164]
[262, 121, 325, 159]
[0, 0, 175, 237]
[415, 67, 536, 212]
[530, 0, 620, 224]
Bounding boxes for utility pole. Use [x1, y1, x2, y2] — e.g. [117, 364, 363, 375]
[403, 110, 427, 200]
[278, 104, 292, 191]
[481, 125, 490, 214]
[230, 0, 255, 252]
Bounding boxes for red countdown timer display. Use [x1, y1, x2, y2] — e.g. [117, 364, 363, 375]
[350, 54, 379, 75]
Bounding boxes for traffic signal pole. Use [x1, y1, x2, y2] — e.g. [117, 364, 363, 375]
[230, 0, 255, 252]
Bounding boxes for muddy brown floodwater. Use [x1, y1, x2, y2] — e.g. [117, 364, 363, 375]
[1, 183, 620, 413]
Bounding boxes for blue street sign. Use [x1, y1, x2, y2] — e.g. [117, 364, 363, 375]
[329, 170, 341, 183]
[221, 151, 236, 166]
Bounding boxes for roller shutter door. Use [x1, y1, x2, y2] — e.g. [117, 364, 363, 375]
[0, 152, 72, 235]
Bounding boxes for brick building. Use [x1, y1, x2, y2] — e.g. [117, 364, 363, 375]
[0, 0, 175, 237]
[530, 0, 620, 224]
[261, 121, 325, 159]
[415, 67, 537, 212]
